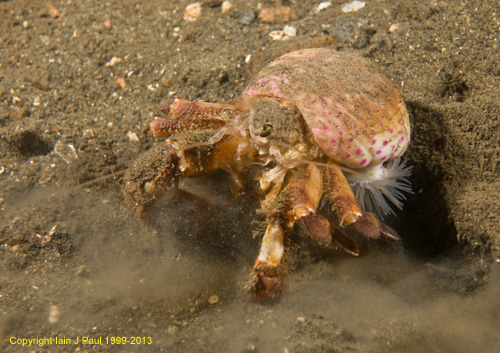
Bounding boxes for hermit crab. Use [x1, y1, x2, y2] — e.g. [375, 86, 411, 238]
[123, 48, 411, 299]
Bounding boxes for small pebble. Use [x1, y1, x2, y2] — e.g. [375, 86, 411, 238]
[12, 96, 22, 105]
[330, 18, 369, 49]
[283, 25, 297, 38]
[127, 131, 139, 142]
[221, 1, 232, 14]
[46, 3, 60, 18]
[106, 56, 122, 66]
[49, 305, 60, 323]
[83, 129, 94, 138]
[184, 3, 202, 22]
[269, 25, 296, 41]
[208, 294, 219, 304]
[389, 23, 399, 32]
[315, 2, 331, 13]
[239, 11, 256, 25]
[54, 141, 78, 163]
[258, 6, 297, 23]
[341, 0, 366, 13]
[116, 77, 126, 88]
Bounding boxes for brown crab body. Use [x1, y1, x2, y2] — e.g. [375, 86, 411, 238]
[124, 48, 412, 300]
[244, 48, 410, 169]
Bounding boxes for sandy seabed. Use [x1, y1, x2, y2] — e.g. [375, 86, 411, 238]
[1, 1, 499, 352]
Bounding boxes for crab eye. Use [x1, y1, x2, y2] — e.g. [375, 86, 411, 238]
[258, 123, 273, 137]
[220, 107, 234, 120]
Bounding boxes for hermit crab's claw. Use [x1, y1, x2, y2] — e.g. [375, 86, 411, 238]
[349, 212, 399, 243]
[300, 214, 359, 256]
[122, 147, 182, 217]
[379, 222, 400, 242]
[326, 162, 401, 242]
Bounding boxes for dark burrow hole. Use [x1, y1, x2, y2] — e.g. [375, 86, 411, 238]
[394, 101, 459, 259]
[9, 129, 53, 157]
[395, 165, 458, 259]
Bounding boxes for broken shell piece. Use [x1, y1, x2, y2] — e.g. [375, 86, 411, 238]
[221, 1, 232, 14]
[315, 2, 332, 13]
[184, 3, 202, 22]
[106, 56, 122, 66]
[342, 0, 366, 13]
[116, 77, 126, 88]
[269, 25, 297, 41]
[208, 295, 219, 304]
[54, 140, 78, 163]
[389, 23, 400, 32]
[127, 131, 139, 142]
[49, 305, 60, 323]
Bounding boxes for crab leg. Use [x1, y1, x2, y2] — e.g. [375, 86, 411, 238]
[143, 117, 226, 138]
[326, 160, 399, 242]
[326, 161, 363, 225]
[252, 167, 318, 299]
[295, 164, 359, 254]
[252, 164, 358, 299]
[158, 97, 241, 119]
[123, 134, 242, 216]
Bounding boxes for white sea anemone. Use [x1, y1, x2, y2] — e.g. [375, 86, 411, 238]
[346, 158, 413, 218]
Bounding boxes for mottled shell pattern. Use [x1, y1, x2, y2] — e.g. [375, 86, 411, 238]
[243, 48, 410, 170]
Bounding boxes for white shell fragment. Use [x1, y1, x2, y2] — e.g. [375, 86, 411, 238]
[54, 140, 78, 163]
[184, 3, 202, 22]
[341, 0, 366, 13]
[269, 25, 297, 41]
[49, 305, 60, 323]
[127, 131, 139, 142]
[315, 2, 332, 13]
[221, 1, 232, 14]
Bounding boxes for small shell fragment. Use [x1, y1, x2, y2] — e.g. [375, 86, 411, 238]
[208, 295, 219, 304]
[269, 25, 297, 41]
[46, 3, 60, 18]
[54, 140, 78, 163]
[341, 0, 366, 13]
[389, 23, 400, 32]
[315, 2, 332, 13]
[221, 1, 232, 14]
[127, 131, 139, 142]
[184, 3, 202, 22]
[116, 77, 127, 88]
[106, 56, 122, 66]
[49, 305, 60, 323]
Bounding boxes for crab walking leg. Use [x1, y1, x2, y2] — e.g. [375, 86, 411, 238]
[252, 220, 287, 299]
[326, 161, 363, 226]
[158, 97, 242, 119]
[143, 117, 227, 138]
[326, 160, 399, 241]
[123, 135, 243, 216]
[295, 164, 360, 255]
[292, 164, 323, 221]
[252, 165, 326, 298]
